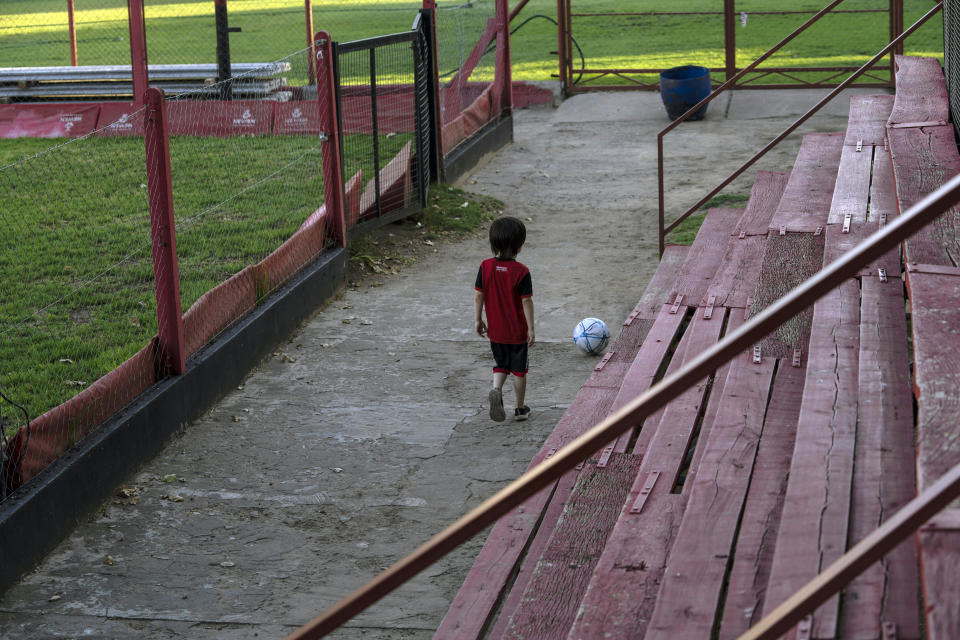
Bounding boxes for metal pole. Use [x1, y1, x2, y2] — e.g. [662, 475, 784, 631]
[285, 168, 960, 640]
[67, 0, 78, 66]
[144, 88, 186, 377]
[370, 48, 382, 219]
[215, 0, 232, 100]
[556, 0, 568, 95]
[315, 32, 346, 247]
[127, 0, 149, 106]
[305, 0, 316, 87]
[657, 134, 665, 256]
[496, 0, 513, 115]
[421, 0, 444, 176]
[724, 0, 736, 83]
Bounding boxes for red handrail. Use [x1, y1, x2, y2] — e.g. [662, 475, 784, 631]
[656, 0, 928, 256]
[287, 175, 960, 639]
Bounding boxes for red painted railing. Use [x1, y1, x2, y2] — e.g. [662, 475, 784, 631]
[657, 1, 943, 256]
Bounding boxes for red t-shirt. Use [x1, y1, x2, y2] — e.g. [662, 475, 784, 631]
[475, 257, 533, 344]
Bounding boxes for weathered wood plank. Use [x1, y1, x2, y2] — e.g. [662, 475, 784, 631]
[844, 93, 895, 147]
[909, 269, 960, 494]
[822, 222, 901, 280]
[768, 132, 844, 233]
[708, 235, 768, 309]
[567, 313, 724, 640]
[718, 363, 806, 640]
[733, 171, 790, 237]
[763, 278, 861, 639]
[670, 207, 744, 306]
[887, 55, 949, 127]
[605, 304, 687, 454]
[916, 529, 960, 640]
[823, 147, 901, 277]
[622, 305, 697, 456]
[681, 308, 743, 492]
[828, 143, 874, 225]
[843, 274, 920, 640]
[751, 232, 826, 359]
[645, 350, 776, 640]
[887, 124, 960, 266]
[435, 385, 615, 639]
[500, 453, 642, 640]
[485, 466, 580, 640]
[636, 244, 689, 318]
[870, 144, 897, 223]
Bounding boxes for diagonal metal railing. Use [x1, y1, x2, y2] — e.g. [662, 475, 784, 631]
[656, 0, 944, 256]
[287, 168, 960, 637]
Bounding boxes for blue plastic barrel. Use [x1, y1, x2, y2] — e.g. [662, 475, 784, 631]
[659, 65, 711, 121]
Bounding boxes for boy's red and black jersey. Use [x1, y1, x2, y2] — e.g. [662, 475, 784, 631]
[475, 257, 532, 344]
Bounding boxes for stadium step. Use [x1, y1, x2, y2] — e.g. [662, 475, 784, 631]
[889, 54, 960, 639]
[439, 55, 956, 639]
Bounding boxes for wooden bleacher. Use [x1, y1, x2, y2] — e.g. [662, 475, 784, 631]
[438, 55, 960, 639]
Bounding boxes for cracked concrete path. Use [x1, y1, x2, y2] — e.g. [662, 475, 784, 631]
[0, 89, 871, 638]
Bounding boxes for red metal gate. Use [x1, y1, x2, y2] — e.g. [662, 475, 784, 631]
[557, 0, 905, 93]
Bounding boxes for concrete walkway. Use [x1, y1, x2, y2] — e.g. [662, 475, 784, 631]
[0, 88, 874, 638]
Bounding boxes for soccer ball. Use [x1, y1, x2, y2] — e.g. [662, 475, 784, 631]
[573, 317, 609, 355]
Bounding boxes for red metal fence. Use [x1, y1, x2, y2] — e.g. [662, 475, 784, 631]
[1, 1, 510, 497]
[558, 0, 912, 93]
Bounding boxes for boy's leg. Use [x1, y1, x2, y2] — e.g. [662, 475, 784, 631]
[489, 370, 508, 422]
[512, 373, 526, 408]
[513, 373, 531, 421]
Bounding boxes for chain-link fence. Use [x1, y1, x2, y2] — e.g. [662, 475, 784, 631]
[0, 106, 157, 490]
[946, 0, 960, 137]
[558, 0, 944, 92]
[337, 25, 429, 234]
[167, 48, 332, 357]
[0, 46, 341, 497]
[0, 6, 449, 496]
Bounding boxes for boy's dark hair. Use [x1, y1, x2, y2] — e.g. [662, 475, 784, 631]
[489, 216, 526, 259]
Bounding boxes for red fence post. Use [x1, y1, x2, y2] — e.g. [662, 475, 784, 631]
[144, 87, 186, 376]
[724, 0, 736, 84]
[127, 0, 149, 106]
[67, 0, 78, 66]
[315, 31, 347, 247]
[495, 0, 513, 116]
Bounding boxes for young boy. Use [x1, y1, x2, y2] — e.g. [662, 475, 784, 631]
[474, 216, 535, 422]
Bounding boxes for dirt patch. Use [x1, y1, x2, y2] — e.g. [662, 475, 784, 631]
[346, 186, 503, 290]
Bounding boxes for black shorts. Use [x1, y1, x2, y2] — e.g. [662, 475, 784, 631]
[490, 341, 528, 376]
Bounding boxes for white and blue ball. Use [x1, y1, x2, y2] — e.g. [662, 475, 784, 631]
[573, 317, 609, 355]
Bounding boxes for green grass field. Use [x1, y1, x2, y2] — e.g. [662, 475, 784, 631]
[0, 131, 411, 431]
[0, 1, 944, 84]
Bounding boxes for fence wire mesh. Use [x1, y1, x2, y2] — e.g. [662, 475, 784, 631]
[0, 6, 448, 499]
[0, 46, 340, 499]
[562, 0, 944, 90]
[338, 35, 422, 232]
[0, 108, 158, 493]
[435, 0, 497, 129]
[946, 0, 960, 137]
[166, 48, 331, 355]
